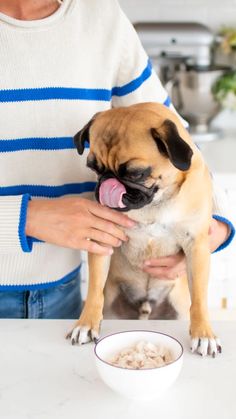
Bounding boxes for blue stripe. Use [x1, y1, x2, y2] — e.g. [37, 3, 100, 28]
[212, 214, 235, 253]
[0, 137, 90, 152]
[0, 182, 96, 198]
[0, 60, 153, 103]
[18, 194, 33, 253]
[112, 59, 152, 97]
[0, 266, 81, 291]
[163, 96, 171, 107]
[0, 87, 111, 103]
[0, 137, 74, 152]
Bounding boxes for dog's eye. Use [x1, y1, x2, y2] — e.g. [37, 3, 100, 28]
[128, 172, 145, 180]
[126, 167, 152, 181]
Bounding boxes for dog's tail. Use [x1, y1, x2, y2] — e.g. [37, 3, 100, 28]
[138, 301, 152, 320]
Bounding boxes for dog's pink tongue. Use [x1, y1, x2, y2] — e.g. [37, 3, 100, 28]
[99, 178, 126, 208]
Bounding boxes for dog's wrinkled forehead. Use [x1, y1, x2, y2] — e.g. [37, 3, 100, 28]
[74, 103, 193, 172]
[90, 108, 151, 147]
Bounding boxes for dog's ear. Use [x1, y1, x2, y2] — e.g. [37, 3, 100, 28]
[74, 113, 100, 155]
[151, 119, 193, 171]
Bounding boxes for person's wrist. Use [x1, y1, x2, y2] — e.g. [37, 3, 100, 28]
[210, 219, 230, 253]
[25, 199, 40, 237]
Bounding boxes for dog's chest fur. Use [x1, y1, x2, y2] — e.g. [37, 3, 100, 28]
[124, 221, 179, 265]
[105, 198, 193, 319]
[122, 198, 194, 266]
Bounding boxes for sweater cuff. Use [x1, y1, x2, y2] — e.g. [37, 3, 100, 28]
[18, 194, 33, 253]
[0, 194, 33, 253]
[212, 214, 235, 253]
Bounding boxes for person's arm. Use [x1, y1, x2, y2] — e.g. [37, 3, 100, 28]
[0, 194, 136, 256]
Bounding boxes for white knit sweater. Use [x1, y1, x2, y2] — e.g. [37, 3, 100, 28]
[0, 0, 234, 289]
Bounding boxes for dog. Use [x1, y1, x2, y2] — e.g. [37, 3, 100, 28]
[69, 102, 221, 357]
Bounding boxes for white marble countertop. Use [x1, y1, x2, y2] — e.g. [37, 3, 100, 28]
[0, 319, 235, 419]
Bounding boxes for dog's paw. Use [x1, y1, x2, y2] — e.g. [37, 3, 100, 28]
[66, 308, 102, 345]
[66, 323, 100, 345]
[190, 337, 222, 357]
[190, 319, 222, 357]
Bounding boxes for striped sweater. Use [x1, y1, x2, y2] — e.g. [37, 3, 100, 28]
[0, 0, 234, 289]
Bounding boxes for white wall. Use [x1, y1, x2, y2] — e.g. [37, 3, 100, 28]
[119, 0, 236, 32]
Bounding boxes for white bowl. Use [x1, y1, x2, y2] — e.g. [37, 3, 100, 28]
[94, 330, 183, 401]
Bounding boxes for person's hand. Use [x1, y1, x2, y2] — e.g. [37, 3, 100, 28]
[143, 251, 186, 280]
[25, 197, 136, 255]
[143, 218, 230, 280]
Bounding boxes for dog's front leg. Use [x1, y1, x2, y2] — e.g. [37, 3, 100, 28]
[67, 253, 110, 345]
[186, 236, 222, 357]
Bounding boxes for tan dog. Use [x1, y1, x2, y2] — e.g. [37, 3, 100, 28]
[69, 102, 221, 357]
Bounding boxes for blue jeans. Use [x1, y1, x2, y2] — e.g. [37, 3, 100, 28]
[0, 273, 82, 319]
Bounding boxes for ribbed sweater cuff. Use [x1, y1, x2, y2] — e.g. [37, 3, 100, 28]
[212, 214, 235, 253]
[0, 194, 33, 253]
[18, 194, 33, 252]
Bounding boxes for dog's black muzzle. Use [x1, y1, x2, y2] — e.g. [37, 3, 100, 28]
[95, 172, 158, 212]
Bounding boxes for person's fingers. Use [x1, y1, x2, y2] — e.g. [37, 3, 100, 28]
[86, 228, 122, 247]
[89, 202, 136, 228]
[82, 239, 114, 256]
[142, 265, 186, 279]
[144, 253, 184, 268]
[89, 217, 128, 242]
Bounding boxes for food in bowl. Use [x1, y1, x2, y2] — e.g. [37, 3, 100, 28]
[109, 340, 174, 369]
[94, 330, 183, 400]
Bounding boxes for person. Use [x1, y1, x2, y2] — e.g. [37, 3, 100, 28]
[0, 0, 234, 319]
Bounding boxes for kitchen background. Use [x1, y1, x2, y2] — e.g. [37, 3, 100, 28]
[119, 0, 236, 30]
[82, 0, 236, 319]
